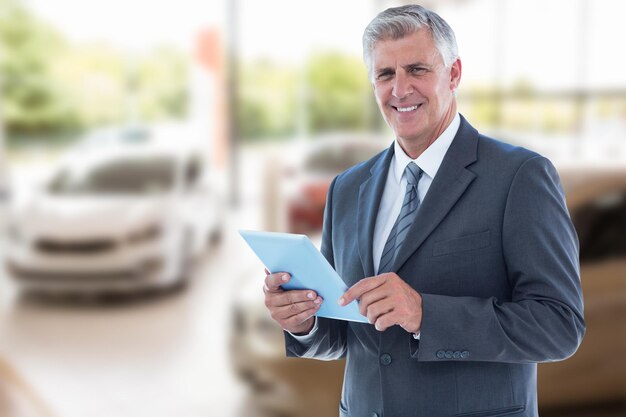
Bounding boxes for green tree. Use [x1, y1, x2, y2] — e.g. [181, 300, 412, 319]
[50, 43, 127, 127]
[0, 0, 190, 140]
[237, 53, 375, 141]
[136, 46, 189, 121]
[0, 0, 79, 135]
[237, 59, 298, 140]
[52, 44, 190, 126]
[305, 52, 372, 133]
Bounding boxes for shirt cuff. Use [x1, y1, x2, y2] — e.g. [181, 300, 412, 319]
[287, 317, 319, 341]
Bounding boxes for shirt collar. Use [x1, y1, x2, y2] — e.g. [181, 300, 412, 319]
[392, 112, 461, 184]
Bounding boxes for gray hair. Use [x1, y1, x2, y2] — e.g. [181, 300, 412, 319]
[363, 4, 458, 78]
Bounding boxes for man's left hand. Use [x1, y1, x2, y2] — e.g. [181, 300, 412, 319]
[339, 273, 422, 333]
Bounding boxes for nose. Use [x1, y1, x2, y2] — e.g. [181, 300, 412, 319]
[392, 71, 413, 99]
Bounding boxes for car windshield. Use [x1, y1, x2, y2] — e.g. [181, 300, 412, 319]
[83, 127, 152, 147]
[304, 145, 381, 174]
[48, 156, 176, 195]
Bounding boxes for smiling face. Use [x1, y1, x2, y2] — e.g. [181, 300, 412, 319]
[370, 29, 461, 158]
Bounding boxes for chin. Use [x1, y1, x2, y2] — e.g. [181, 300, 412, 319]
[395, 130, 426, 143]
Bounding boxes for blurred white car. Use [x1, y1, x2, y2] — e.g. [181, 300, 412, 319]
[4, 141, 224, 294]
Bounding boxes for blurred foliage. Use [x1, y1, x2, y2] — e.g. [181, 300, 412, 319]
[50, 43, 127, 128]
[136, 47, 189, 121]
[457, 79, 612, 136]
[3, 0, 619, 145]
[238, 52, 375, 141]
[237, 59, 298, 140]
[0, 0, 189, 140]
[0, 0, 79, 134]
[305, 52, 372, 133]
[51, 44, 189, 128]
[457, 84, 499, 128]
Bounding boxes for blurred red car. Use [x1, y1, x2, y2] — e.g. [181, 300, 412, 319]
[280, 135, 388, 234]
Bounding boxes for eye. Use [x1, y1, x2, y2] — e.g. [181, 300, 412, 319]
[376, 70, 394, 81]
[409, 66, 427, 75]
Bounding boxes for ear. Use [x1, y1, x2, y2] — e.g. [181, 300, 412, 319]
[449, 58, 462, 92]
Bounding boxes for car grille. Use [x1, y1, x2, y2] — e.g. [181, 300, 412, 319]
[6, 258, 163, 283]
[35, 238, 116, 254]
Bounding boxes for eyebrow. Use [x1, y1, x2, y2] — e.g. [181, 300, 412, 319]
[404, 62, 430, 70]
[375, 68, 394, 77]
[375, 61, 431, 76]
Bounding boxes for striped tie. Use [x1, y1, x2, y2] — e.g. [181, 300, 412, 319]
[378, 162, 423, 274]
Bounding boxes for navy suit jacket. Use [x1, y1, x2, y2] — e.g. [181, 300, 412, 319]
[285, 116, 585, 417]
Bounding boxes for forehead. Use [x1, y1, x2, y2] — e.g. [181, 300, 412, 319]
[370, 29, 439, 67]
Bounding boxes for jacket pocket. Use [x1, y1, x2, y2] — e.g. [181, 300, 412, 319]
[433, 230, 491, 257]
[454, 405, 525, 417]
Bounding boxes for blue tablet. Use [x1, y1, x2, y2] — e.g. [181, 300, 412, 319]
[239, 230, 368, 323]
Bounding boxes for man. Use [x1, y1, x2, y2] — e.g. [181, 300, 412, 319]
[263, 5, 585, 417]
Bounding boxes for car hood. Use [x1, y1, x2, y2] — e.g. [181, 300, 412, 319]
[15, 194, 170, 239]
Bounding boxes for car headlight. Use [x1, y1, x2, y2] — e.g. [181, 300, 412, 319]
[127, 223, 162, 244]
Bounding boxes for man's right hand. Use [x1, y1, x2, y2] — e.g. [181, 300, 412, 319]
[263, 271, 323, 335]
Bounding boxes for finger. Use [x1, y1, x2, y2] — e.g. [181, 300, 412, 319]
[358, 286, 390, 317]
[264, 268, 270, 276]
[264, 272, 291, 292]
[283, 304, 322, 328]
[266, 289, 318, 307]
[339, 275, 386, 306]
[273, 297, 323, 320]
[374, 310, 398, 332]
[364, 298, 395, 325]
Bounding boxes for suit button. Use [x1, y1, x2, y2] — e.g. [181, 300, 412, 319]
[445, 350, 453, 359]
[380, 353, 392, 366]
[461, 350, 470, 359]
[453, 351, 461, 359]
[436, 350, 445, 359]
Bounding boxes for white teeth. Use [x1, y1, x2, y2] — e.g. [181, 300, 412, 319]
[397, 105, 419, 112]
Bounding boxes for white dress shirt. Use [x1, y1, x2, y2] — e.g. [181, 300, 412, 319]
[372, 113, 460, 273]
[291, 113, 461, 340]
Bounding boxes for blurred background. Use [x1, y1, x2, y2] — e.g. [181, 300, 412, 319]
[0, 0, 625, 416]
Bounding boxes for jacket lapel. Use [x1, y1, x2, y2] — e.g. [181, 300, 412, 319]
[357, 144, 395, 278]
[391, 116, 479, 273]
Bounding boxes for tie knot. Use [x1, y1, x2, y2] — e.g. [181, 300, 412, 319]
[405, 162, 423, 186]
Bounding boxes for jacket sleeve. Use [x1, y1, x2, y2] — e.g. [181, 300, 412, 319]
[285, 176, 348, 360]
[415, 156, 585, 363]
